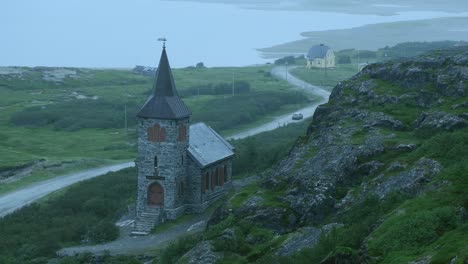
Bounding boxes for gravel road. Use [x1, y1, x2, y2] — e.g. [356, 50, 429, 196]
[0, 162, 135, 217]
[226, 66, 330, 140]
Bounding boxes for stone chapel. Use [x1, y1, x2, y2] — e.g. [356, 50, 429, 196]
[132, 46, 235, 235]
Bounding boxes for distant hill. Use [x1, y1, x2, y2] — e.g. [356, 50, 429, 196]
[260, 17, 468, 58]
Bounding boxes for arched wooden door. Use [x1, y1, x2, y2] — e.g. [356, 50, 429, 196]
[148, 182, 164, 206]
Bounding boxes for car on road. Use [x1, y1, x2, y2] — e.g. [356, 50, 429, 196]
[292, 113, 303, 120]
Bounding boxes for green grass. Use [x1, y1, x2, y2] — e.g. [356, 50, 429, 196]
[231, 119, 310, 176]
[372, 79, 407, 96]
[230, 183, 260, 208]
[229, 181, 286, 209]
[0, 64, 308, 193]
[363, 128, 468, 262]
[0, 167, 136, 264]
[290, 64, 359, 91]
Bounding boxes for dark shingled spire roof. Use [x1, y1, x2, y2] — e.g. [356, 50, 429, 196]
[137, 47, 191, 119]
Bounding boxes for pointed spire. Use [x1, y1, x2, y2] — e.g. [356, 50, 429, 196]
[152, 46, 178, 97]
[137, 46, 191, 119]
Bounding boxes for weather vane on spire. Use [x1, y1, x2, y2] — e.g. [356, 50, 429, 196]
[158, 37, 167, 48]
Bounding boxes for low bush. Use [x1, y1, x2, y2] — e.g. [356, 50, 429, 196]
[192, 90, 308, 131]
[231, 119, 310, 175]
[0, 168, 136, 263]
[10, 100, 139, 131]
[179, 80, 251, 97]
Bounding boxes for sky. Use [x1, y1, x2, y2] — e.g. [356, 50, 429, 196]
[1, 0, 467, 68]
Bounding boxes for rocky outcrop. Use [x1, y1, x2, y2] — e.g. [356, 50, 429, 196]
[414, 111, 467, 131]
[178, 241, 222, 264]
[255, 48, 468, 233]
[177, 47, 468, 263]
[369, 158, 442, 199]
[276, 223, 343, 256]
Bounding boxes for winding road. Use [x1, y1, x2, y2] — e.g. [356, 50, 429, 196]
[227, 66, 330, 140]
[0, 162, 135, 217]
[0, 66, 330, 218]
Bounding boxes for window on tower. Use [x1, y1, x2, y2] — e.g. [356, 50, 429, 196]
[154, 156, 158, 175]
[178, 125, 187, 141]
[148, 124, 166, 142]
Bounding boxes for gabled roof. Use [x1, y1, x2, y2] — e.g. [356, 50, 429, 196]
[188, 123, 235, 168]
[137, 47, 191, 119]
[307, 44, 331, 60]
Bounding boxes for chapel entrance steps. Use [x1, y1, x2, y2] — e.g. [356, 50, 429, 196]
[131, 207, 161, 236]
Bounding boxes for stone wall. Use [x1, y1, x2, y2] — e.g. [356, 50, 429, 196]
[135, 115, 234, 230]
[135, 117, 190, 222]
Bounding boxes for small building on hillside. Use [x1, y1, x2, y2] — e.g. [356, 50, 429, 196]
[306, 44, 336, 69]
[132, 45, 235, 235]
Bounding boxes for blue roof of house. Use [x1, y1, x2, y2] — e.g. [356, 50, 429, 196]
[307, 44, 331, 60]
[188, 123, 235, 168]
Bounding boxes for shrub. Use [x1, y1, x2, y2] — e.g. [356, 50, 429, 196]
[274, 56, 296, 65]
[86, 220, 119, 243]
[337, 55, 352, 64]
[159, 234, 202, 264]
[0, 168, 136, 263]
[10, 100, 138, 131]
[368, 206, 458, 255]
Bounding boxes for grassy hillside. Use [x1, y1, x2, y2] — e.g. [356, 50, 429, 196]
[157, 47, 468, 263]
[0, 65, 311, 192]
[0, 119, 310, 264]
[290, 64, 359, 91]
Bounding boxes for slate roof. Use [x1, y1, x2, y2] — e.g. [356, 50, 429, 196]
[307, 44, 331, 60]
[188, 123, 235, 168]
[137, 47, 191, 119]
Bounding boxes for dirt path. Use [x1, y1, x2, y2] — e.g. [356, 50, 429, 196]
[58, 210, 211, 256]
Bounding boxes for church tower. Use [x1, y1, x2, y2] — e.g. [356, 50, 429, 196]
[133, 46, 191, 234]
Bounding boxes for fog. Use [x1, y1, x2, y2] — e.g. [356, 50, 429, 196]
[1, 0, 467, 68]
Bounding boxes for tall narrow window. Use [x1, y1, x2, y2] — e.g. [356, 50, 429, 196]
[154, 156, 158, 175]
[178, 125, 187, 141]
[224, 165, 228, 183]
[211, 172, 215, 190]
[202, 173, 206, 193]
[179, 181, 184, 197]
[219, 166, 225, 186]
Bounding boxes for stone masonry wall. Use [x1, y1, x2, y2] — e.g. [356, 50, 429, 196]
[136, 117, 190, 222]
